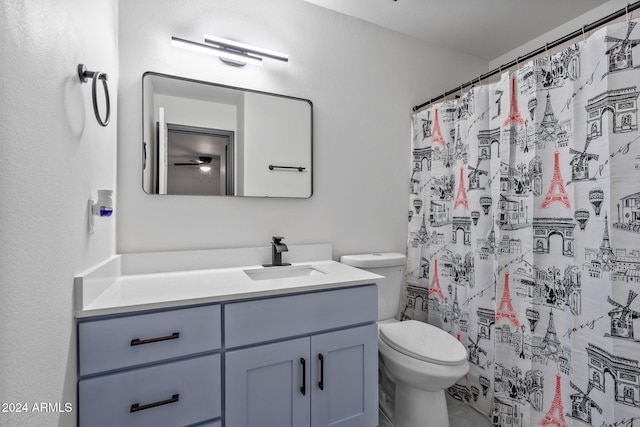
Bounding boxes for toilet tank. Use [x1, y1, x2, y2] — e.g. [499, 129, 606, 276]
[340, 253, 406, 321]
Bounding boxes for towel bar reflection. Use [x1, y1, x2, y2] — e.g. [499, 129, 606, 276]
[77, 64, 111, 127]
[268, 165, 306, 172]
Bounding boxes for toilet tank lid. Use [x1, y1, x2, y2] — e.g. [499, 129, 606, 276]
[340, 252, 406, 268]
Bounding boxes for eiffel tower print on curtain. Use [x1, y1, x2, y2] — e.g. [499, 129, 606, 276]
[541, 151, 571, 209]
[542, 309, 561, 361]
[429, 258, 445, 300]
[431, 107, 446, 147]
[454, 167, 469, 211]
[496, 272, 520, 327]
[407, 14, 640, 426]
[540, 375, 569, 427]
[538, 92, 564, 148]
[503, 75, 525, 128]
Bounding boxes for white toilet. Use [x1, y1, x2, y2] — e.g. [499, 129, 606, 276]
[340, 253, 469, 427]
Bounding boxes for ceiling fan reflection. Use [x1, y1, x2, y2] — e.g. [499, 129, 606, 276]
[174, 156, 215, 172]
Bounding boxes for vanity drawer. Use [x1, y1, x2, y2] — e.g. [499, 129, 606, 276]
[79, 354, 221, 427]
[79, 305, 221, 376]
[225, 285, 376, 348]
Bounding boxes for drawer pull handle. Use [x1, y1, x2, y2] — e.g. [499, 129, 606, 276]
[130, 332, 180, 346]
[130, 394, 179, 413]
[318, 353, 324, 390]
[300, 357, 306, 396]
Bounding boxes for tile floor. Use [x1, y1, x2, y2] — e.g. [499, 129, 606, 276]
[447, 394, 491, 427]
[378, 394, 491, 427]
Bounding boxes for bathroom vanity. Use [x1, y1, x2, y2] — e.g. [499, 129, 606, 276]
[75, 245, 380, 427]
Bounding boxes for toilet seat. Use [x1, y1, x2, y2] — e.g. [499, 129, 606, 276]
[379, 320, 467, 366]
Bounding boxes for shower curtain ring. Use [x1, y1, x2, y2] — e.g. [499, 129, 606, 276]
[545, 43, 549, 59]
[626, 4, 631, 22]
[582, 25, 587, 42]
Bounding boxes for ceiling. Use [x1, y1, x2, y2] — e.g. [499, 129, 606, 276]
[303, 0, 608, 60]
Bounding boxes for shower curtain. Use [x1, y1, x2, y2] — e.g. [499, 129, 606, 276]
[406, 17, 640, 427]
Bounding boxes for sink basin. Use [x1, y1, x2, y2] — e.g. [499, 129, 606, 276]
[244, 265, 326, 281]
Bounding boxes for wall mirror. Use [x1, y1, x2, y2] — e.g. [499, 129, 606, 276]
[142, 72, 313, 197]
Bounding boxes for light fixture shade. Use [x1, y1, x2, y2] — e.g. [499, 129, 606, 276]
[203, 34, 289, 62]
[171, 37, 263, 66]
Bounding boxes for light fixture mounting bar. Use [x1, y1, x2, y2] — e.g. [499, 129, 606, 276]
[204, 34, 289, 62]
[171, 36, 263, 66]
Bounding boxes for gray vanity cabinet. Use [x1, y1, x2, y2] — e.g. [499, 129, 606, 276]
[77, 284, 377, 427]
[224, 285, 378, 427]
[77, 305, 223, 427]
[225, 325, 377, 427]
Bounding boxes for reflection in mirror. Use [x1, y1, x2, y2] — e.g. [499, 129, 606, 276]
[164, 124, 234, 196]
[142, 72, 313, 198]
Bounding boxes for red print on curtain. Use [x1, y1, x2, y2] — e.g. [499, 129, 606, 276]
[541, 151, 571, 209]
[429, 259, 445, 300]
[431, 108, 447, 147]
[503, 75, 525, 127]
[496, 272, 520, 327]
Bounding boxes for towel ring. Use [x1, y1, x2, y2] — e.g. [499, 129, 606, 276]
[78, 64, 111, 127]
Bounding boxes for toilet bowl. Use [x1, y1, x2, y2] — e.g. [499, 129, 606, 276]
[340, 253, 469, 427]
[378, 319, 469, 427]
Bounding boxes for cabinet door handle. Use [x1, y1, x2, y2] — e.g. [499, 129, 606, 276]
[318, 354, 325, 390]
[130, 394, 179, 413]
[130, 332, 180, 346]
[300, 357, 306, 396]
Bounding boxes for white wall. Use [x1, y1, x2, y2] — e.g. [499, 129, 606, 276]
[117, 0, 488, 257]
[0, 1, 118, 426]
[243, 92, 312, 197]
[0, 2, 488, 425]
[153, 94, 237, 132]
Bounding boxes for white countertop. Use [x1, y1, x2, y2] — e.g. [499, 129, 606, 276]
[76, 257, 382, 318]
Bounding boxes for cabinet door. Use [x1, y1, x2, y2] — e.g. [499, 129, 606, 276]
[226, 337, 311, 427]
[311, 324, 378, 427]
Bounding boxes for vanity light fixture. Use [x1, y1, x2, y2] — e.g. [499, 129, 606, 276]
[171, 35, 288, 67]
[171, 37, 262, 66]
[203, 35, 289, 63]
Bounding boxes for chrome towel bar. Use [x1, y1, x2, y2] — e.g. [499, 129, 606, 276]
[268, 165, 306, 172]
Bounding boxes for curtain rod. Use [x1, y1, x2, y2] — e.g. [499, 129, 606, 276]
[413, 1, 640, 112]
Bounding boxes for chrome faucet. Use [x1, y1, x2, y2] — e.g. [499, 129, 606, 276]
[263, 236, 290, 267]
